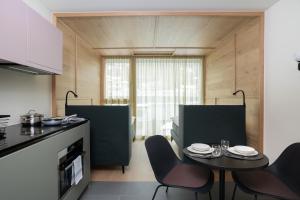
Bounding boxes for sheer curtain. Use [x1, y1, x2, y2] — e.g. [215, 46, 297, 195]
[136, 57, 203, 138]
[104, 57, 130, 104]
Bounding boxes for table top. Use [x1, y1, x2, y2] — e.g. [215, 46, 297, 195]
[183, 148, 269, 171]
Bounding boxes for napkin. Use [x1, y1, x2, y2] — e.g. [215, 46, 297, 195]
[73, 155, 83, 185]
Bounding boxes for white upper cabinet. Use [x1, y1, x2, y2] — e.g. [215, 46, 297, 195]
[0, 0, 27, 65]
[0, 0, 63, 74]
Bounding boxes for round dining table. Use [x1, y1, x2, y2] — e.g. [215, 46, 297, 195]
[183, 149, 269, 200]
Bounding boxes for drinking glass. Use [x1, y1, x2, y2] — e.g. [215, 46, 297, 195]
[212, 144, 222, 157]
[221, 140, 230, 151]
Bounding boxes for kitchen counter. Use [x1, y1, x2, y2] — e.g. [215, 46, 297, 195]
[0, 121, 90, 200]
[0, 120, 88, 158]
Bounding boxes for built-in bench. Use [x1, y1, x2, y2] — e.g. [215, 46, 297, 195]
[66, 105, 133, 173]
[171, 105, 247, 158]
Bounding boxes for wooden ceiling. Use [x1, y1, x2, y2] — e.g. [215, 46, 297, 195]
[59, 16, 253, 56]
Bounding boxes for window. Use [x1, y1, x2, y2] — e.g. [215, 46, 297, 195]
[104, 57, 130, 104]
[136, 57, 203, 137]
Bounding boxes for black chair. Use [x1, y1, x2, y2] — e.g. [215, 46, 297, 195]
[145, 135, 214, 200]
[232, 143, 300, 200]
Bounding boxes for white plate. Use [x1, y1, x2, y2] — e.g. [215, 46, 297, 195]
[191, 143, 210, 151]
[228, 147, 258, 157]
[187, 146, 214, 154]
[234, 145, 256, 154]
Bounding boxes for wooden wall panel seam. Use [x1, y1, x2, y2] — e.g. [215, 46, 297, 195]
[234, 33, 237, 92]
[75, 34, 78, 93]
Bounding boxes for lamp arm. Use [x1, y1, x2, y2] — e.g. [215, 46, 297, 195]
[233, 90, 246, 106]
[65, 90, 78, 107]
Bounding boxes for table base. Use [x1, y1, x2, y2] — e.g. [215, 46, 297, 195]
[219, 169, 225, 200]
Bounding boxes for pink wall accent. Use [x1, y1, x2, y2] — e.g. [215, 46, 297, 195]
[0, 0, 62, 74]
[0, 0, 27, 65]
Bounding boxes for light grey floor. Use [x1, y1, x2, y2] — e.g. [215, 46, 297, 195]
[80, 181, 275, 200]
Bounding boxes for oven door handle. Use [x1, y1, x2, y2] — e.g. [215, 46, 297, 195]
[59, 151, 86, 170]
[64, 162, 73, 171]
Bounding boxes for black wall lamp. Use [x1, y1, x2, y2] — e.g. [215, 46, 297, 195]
[65, 90, 78, 108]
[295, 52, 300, 70]
[233, 90, 246, 106]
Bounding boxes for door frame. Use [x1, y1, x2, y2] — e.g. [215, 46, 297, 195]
[51, 11, 264, 151]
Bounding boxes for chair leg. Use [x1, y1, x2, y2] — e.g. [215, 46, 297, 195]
[165, 186, 169, 193]
[195, 192, 198, 200]
[122, 165, 125, 174]
[254, 194, 258, 200]
[208, 191, 212, 200]
[152, 185, 163, 200]
[232, 184, 237, 200]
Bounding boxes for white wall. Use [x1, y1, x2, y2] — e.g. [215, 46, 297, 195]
[264, 0, 300, 162]
[23, 0, 52, 21]
[0, 0, 53, 125]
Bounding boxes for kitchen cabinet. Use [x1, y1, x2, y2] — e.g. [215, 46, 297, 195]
[0, 122, 90, 200]
[27, 6, 63, 74]
[0, 0, 63, 74]
[0, 0, 27, 65]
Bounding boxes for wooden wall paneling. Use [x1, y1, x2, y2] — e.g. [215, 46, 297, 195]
[204, 98, 216, 105]
[205, 34, 235, 98]
[61, 16, 156, 48]
[205, 17, 263, 151]
[245, 99, 260, 149]
[76, 36, 101, 105]
[258, 15, 265, 151]
[58, 15, 252, 56]
[54, 19, 101, 116]
[234, 33, 237, 92]
[55, 21, 77, 116]
[156, 16, 211, 47]
[235, 18, 260, 150]
[55, 21, 76, 100]
[236, 18, 260, 97]
[52, 76, 57, 116]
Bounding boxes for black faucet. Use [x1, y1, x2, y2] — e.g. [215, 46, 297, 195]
[233, 90, 246, 106]
[65, 90, 78, 108]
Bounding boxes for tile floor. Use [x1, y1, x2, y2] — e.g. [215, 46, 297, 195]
[80, 181, 275, 200]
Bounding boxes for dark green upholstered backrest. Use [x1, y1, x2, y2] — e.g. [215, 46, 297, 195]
[66, 105, 131, 167]
[179, 105, 246, 148]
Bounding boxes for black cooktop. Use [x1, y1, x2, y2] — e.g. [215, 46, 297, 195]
[0, 120, 88, 158]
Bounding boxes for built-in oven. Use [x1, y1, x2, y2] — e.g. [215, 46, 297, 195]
[58, 138, 85, 199]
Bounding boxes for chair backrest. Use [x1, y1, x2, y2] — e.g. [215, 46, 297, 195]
[145, 135, 179, 182]
[270, 143, 300, 196]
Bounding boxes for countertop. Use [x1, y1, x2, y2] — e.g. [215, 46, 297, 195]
[0, 120, 88, 158]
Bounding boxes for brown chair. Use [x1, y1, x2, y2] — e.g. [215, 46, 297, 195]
[145, 135, 214, 200]
[232, 143, 300, 200]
